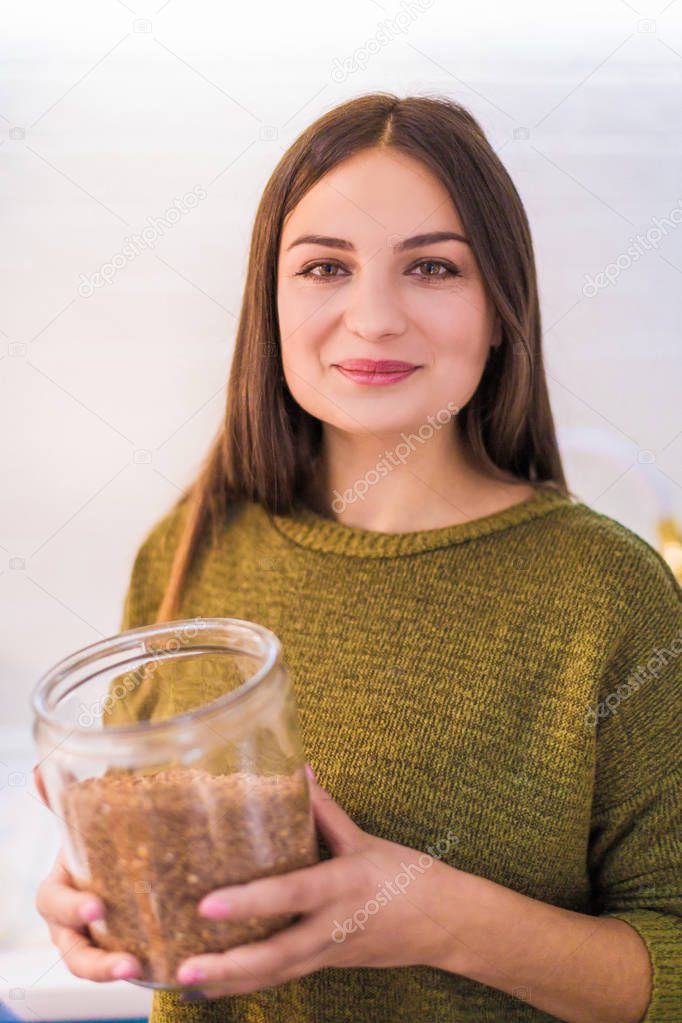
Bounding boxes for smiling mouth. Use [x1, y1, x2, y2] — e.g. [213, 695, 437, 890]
[333, 365, 420, 386]
[334, 360, 418, 373]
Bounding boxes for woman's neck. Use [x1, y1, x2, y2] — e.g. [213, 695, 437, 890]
[309, 424, 535, 533]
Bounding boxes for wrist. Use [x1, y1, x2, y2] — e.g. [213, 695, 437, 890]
[423, 860, 479, 976]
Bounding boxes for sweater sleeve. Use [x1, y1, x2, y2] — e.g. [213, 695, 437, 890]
[587, 537, 682, 1023]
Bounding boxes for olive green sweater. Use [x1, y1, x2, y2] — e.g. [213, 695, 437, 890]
[118, 486, 682, 1023]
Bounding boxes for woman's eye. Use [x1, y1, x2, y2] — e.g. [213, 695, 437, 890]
[296, 262, 345, 282]
[411, 259, 460, 282]
[294, 259, 460, 283]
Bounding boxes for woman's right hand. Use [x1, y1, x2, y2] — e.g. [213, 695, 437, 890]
[33, 765, 143, 983]
[35, 849, 143, 981]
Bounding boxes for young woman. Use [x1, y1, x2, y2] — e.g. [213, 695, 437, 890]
[35, 93, 681, 1023]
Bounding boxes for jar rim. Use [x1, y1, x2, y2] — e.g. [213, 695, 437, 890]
[30, 616, 282, 741]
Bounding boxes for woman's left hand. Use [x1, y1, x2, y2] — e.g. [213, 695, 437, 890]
[175, 766, 459, 999]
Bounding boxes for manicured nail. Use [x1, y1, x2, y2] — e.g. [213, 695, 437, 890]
[112, 958, 138, 979]
[199, 896, 229, 918]
[80, 898, 104, 922]
[177, 964, 205, 985]
[305, 763, 316, 782]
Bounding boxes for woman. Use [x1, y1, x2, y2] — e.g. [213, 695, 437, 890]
[35, 93, 681, 1023]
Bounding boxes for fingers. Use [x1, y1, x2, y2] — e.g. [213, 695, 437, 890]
[199, 856, 354, 920]
[177, 915, 330, 992]
[306, 772, 365, 856]
[36, 856, 105, 931]
[49, 922, 141, 982]
[37, 851, 143, 982]
[33, 765, 50, 809]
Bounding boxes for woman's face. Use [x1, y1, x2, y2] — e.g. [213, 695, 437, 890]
[276, 146, 501, 438]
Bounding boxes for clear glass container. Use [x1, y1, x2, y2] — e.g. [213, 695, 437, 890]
[31, 617, 319, 990]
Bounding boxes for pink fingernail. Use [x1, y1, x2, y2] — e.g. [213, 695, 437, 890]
[80, 899, 104, 922]
[199, 896, 229, 918]
[177, 964, 205, 984]
[305, 763, 316, 782]
[112, 958, 137, 979]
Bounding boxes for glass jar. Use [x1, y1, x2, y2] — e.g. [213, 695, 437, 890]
[31, 617, 319, 990]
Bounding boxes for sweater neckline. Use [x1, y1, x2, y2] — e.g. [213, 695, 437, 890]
[266, 485, 574, 558]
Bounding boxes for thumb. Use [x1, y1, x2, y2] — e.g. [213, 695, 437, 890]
[304, 764, 363, 856]
[33, 764, 51, 809]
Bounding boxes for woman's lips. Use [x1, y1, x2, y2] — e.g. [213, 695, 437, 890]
[333, 366, 419, 384]
[336, 359, 416, 373]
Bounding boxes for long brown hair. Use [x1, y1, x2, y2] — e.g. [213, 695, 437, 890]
[152, 91, 569, 623]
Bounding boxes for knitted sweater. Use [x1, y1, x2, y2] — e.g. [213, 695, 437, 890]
[116, 486, 682, 1023]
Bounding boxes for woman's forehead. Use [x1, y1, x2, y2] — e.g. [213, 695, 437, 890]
[281, 150, 461, 238]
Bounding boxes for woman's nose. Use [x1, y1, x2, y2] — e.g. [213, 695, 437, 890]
[343, 279, 407, 342]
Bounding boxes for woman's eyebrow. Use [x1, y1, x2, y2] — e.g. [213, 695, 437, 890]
[285, 230, 470, 252]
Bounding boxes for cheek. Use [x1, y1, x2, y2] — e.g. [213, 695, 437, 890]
[278, 285, 334, 344]
[412, 288, 487, 339]
[276, 284, 297, 342]
[417, 290, 492, 359]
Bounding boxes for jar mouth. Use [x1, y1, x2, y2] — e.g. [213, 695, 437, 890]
[30, 617, 282, 740]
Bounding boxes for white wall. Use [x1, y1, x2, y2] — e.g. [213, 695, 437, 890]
[2, 0, 682, 733]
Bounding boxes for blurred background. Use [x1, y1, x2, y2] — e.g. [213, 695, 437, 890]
[1, 0, 681, 1018]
